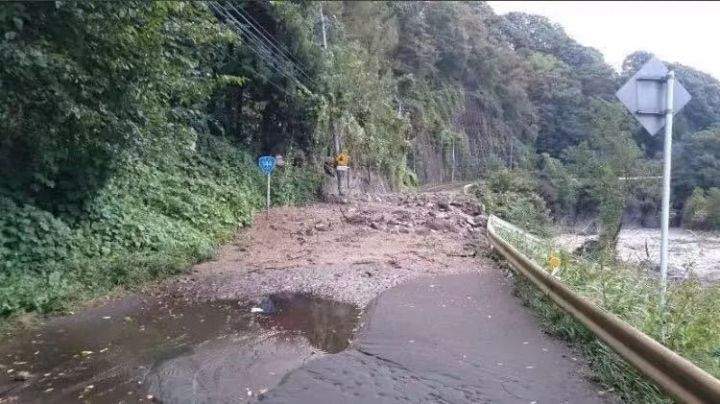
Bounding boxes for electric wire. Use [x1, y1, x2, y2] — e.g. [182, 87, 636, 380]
[208, 2, 299, 98]
[209, 1, 312, 94]
[225, 2, 315, 84]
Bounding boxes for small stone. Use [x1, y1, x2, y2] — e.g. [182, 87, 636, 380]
[13, 370, 31, 381]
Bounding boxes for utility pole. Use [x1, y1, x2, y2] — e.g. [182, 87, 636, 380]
[451, 139, 456, 183]
[320, 2, 343, 196]
[320, 2, 327, 49]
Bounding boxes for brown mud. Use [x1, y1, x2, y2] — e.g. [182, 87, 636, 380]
[0, 188, 610, 403]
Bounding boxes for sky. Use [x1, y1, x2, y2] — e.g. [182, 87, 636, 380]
[486, 1, 720, 79]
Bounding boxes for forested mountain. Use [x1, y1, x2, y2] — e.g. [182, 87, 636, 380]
[3, 1, 720, 316]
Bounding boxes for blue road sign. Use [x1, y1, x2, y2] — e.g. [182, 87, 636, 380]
[258, 155, 276, 175]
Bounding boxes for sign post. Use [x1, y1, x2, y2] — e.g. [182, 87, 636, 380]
[659, 71, 675, 315]
[616, 58, 690, 330]
[258, 156, 276, 217]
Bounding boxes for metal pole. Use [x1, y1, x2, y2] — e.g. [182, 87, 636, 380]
[266, 173, 271, 218]
[660, 71, 675, 324]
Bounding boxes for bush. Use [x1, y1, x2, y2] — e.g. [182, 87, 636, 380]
[0, 138, 321, 318]
[477, 168, 552, 236]
[683, 187, 720, 230]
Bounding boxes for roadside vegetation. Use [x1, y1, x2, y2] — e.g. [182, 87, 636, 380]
[491, 218, 720, 403]
[476, 94, 720, 401]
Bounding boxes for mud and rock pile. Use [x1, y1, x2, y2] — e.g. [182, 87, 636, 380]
[339, 192, 486, 239]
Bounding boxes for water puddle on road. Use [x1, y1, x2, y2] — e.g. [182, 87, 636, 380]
[0, 293, 359, 403]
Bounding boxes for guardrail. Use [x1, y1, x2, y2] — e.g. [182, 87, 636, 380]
[486, 215, 720, 404]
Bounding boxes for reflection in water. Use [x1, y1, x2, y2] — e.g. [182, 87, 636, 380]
[0, 294, 359, 403]
[260, 293, 360, 353]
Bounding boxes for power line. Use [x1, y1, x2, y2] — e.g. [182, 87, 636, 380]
[211, 2, 311, 93]
[208, 2, 301, 98]
[209, 1, 312, 94]
[210, 2, 290, 74]
[225, 2, 315, 84]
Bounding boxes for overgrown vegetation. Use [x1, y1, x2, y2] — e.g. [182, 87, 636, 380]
[493, 218, 720, 403]
[0, 2, 325, 318]
[475, 169, 552, 237]
[682, 187, 720, 230]
[0, 135, 320, 316]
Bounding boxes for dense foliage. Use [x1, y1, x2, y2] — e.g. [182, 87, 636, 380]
[475, 169, 552, 237]
[0, 1, 327, 317]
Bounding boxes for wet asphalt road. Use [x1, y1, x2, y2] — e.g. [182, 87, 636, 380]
[261, 271, 607, 404]
[0, 271, 608, 403]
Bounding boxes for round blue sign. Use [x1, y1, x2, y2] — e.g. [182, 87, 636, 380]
[258, 155, 276, 175]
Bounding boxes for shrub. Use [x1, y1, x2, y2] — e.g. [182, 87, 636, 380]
[477, 168, 552, 237]
[0, 138, 321, 318]
[683, 187, 720, 230]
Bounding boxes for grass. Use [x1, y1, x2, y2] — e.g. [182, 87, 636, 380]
[492, 217, 720, 403]
[0, 139, 322, 323]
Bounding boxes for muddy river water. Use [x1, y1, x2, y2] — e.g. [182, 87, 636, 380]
[0, 272, 606, 403]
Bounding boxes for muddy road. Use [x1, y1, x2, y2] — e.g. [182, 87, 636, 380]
[0, 189, 609, 403]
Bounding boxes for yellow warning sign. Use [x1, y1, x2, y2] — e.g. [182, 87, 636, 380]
[335, 151, 350, 167]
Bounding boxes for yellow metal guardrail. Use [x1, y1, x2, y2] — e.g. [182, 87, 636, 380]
[487, 215, 720, 403]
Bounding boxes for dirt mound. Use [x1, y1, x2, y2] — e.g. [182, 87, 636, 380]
[167, 187, 489, 306]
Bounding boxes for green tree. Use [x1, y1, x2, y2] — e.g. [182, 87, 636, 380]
[674, 127, 720, 203]
[563, 101, 651, 253]
[0, 2, 233, 208]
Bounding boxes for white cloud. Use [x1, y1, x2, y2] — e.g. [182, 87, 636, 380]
[487, 1, 720, 79]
